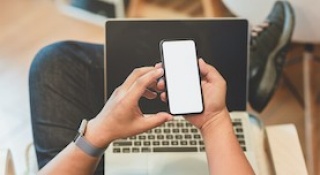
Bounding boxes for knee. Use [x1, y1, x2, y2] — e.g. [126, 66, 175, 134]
[30, 41, 88, 86]
[30, 41, 74, 75]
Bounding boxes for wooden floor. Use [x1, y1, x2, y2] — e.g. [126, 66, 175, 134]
[0, 0, 104, 173]
[0, 0, 319, 174]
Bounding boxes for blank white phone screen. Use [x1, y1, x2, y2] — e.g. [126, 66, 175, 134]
[161, 40, 203, 115]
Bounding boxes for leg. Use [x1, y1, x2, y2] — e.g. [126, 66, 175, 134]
[29, 41, 105, 174]
[249, 1, 295, 112]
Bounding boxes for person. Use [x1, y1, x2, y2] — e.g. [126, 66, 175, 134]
[32, 58, 254, 174]
[29, 1, 294, 174]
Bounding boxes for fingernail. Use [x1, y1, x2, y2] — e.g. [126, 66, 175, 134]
[156, 68, 163, 74]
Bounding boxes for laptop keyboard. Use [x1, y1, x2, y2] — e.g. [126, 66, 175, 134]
[112, 118, 246, 153]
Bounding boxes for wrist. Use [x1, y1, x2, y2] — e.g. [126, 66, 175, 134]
[200, 108, 233, 139]
[84, 118, 113, 149]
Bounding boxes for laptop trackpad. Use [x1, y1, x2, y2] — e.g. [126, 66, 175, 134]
[105, 154, 148, 175]
[148, 153, 209, 175]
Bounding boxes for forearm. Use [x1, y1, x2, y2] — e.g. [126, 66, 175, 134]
[38, 119, 111, 175]
[38, 143, 101, 175]
[201, 109, 254, 175]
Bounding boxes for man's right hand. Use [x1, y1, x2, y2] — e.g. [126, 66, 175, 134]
[157, 58, 230, 131]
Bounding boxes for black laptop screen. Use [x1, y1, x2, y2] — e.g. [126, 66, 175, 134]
[105, 19, 249, 113]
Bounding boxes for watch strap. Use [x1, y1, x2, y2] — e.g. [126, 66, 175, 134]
[73, 119, 105, 157]
[74, 135, 105, 157]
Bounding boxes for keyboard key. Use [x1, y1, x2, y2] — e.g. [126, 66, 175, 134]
[175, 135, 183, 139]
[153, 147, 198, 152]
[185, 135, 192, 139]
[129, 136, 136, 140]
[241, 146, 246, 152]
[162, 141, 170, 145]
[233, 122, 242, 126]
[239, 140, 246, 145]
[163, 129, 170, 133]
[236, 128, 243, 133]
[172, 129, 179, 133]
[191, 129, 198, 133]
[236, 134, 245, 139]
[200, 147, 205, 152]
[132, 148, 140, 153]
[144, 141, 151, 146]
[190, 141, 197, 145]
[180, 141, 188, 145]
[182, 129, 189, 133]
[194, 134, 201, 139]
[167, 123, 174, 127]
[171, 141, 179, 145]
[113, 148, 121, 153]
[138, 135, 146, 140]
[113, 141, 132, 146]
[166, 135, 174, 139]
[123, 148, 130, 153]
[134, 141, 141, 146]
[142, 147, 151, 152]
[155, 129, 161, 133]
[157, 135, 164, 140]
[148, 135, 155, 139]
[186, 123, 192, 127]
[177, 123, 184, 127]
[153, 141, 160, 146]
[233, 118, 241, 122]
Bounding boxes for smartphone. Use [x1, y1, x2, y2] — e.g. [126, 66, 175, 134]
[159, 39, 204, 115]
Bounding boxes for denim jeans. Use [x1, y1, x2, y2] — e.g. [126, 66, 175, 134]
[29, 41, 105, 174]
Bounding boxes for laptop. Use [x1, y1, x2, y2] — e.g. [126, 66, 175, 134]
[104, 19, 258, 174]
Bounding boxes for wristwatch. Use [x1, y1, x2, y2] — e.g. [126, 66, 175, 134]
[73, 119, 105, 157]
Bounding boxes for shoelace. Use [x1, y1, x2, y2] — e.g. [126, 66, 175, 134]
[250, 21, 270, 51]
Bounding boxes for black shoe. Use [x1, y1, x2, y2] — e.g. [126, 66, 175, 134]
[249, 0, 295, 112]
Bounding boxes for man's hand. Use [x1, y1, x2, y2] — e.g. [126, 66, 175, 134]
[86, 67, 173, 149]
[157, 58, 228, 130]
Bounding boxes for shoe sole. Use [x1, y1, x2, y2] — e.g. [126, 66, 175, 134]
[254, 1, 295, 110]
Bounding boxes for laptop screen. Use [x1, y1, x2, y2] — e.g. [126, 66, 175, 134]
[105, 19, 249, 113]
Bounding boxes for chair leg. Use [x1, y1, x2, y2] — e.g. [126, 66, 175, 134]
[303, 44, 318, 175]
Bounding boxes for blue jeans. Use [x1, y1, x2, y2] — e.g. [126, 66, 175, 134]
[29, 41, 105, 174]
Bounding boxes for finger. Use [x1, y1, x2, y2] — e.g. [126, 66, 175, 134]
[155, 62, 163, 68]
[199, 58, 223, 83]
[121, 67, 155, 90]
[143, 89, 157, 99]
[252, 26, 263, 32]
[139, 112, 173, 130]
[127, 68, 164, 102]
[160, 92, 167, 103]
[154, 63, 164, 88]
[251, 32, 258, 37]
[148, 80, 159, 92]
[156, 78, 165, 91]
